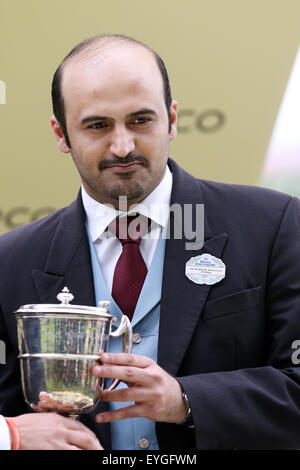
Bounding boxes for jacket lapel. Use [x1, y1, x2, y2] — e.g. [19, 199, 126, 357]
[32, 192, 95, 307]
[158, 160, 228, 376]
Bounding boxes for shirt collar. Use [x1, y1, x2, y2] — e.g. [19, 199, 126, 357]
[82, 165, 173, 242]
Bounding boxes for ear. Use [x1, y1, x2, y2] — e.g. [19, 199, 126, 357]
[169, 100, 178, 141]
[50, 115, 70, 153]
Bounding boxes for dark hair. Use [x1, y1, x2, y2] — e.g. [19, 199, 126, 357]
[51, 35, 172, 148]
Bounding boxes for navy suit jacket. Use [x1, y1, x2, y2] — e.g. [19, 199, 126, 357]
[0, 158, 300, 449]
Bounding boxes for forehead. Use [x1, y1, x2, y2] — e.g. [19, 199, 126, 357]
[61, 45, 165, 117]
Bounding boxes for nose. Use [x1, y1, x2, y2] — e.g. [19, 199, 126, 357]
[109, 126, 135, 158]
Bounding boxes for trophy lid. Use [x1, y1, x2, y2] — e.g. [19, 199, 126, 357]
[14, 287, 115, 320]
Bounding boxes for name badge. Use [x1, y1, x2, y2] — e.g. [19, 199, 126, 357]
[185, 253, 226, 285]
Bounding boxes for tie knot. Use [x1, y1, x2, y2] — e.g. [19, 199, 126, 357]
[112, 215, 149, 245]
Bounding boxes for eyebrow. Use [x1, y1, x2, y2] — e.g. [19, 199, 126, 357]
[127, 108, 157, 117]
[80, 108, 157, 126]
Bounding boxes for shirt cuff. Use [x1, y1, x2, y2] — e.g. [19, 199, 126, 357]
[0, 415, 11, 450]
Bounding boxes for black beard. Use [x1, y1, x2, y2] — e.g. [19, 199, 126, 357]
[108, 180, 145, 202]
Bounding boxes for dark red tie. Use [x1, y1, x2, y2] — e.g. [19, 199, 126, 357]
[111, 216, 148, 320]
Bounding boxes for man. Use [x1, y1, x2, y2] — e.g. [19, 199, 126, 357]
[0, 34, 300, 450]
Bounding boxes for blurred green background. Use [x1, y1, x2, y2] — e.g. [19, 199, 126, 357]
[1, 0, 300, 233]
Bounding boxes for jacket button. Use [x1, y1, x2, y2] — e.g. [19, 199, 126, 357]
[133, 333, 142, 344]
[139, 438, 149, 449]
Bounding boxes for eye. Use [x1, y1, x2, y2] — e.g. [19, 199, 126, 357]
[132, 117, 151, 125]
[88, 121, 108, 129]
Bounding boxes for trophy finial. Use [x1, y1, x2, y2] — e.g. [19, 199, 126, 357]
[57, 287, 74, 305]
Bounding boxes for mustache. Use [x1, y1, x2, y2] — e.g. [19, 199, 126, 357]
[98, 154, 149, 171]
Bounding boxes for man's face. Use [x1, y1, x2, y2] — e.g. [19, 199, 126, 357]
[51, 45, 177, 208]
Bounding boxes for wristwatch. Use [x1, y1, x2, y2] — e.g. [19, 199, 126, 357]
[176, 390, 194, 426]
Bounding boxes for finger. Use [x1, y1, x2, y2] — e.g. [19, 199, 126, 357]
[68, 430, 103, 450]
[100, 386, 148, 403]
[98, 353, 152, 368]
[65, 417, 101, 440]
[90, 363, 151, 386]
[95, 404, 146, 423]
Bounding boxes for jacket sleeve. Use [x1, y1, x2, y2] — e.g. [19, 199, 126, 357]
[0, 305, 28, 417]
[177, 196, 300, 449]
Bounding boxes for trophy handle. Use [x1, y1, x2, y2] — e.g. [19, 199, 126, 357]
[103, 315, 133, 392]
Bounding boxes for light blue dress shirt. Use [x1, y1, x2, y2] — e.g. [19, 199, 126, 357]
[82, 166, 172, 449]
[87, 226, 167, 450]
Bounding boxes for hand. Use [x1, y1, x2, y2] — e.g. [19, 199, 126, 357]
[11, 413, 103, 450]
[89, 353, 187, 424]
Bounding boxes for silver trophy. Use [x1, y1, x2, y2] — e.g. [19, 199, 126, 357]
[14, 287, 133, 418]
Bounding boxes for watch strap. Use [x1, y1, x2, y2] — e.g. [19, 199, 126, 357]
[176, 391, 193, 426]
